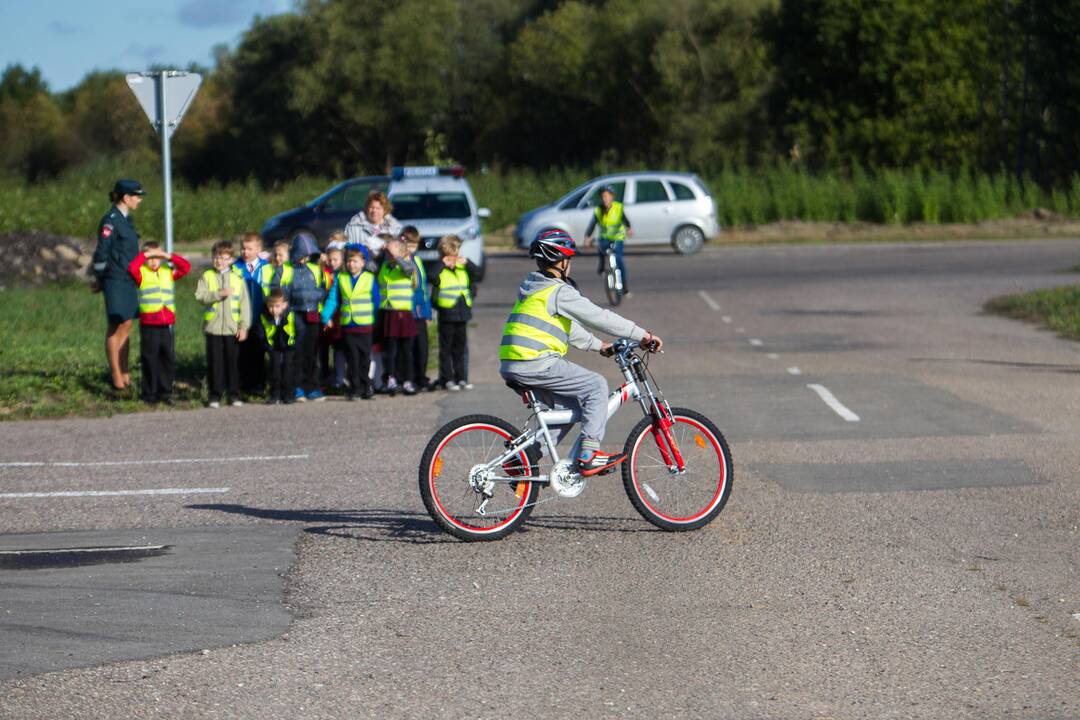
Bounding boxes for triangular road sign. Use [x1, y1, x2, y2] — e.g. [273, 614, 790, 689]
[125, 72, 202, 138]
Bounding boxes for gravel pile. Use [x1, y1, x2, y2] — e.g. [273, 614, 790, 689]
[0, 231, 94, 287]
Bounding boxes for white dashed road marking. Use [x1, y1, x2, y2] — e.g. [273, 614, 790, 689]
[0, 488, 231, 499]
[749, 338, 763, 347]
[698, 290, 721, 312]
[721, 316, 732, 324]
[787, 367, 802, 375]
[0, 454, 309, 469]
[0, 545, 167, 555]
[807, 384, 861, 422]
[767, 353, 779, 359]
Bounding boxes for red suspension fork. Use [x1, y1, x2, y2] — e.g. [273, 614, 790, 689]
[650, 406, 686, 471]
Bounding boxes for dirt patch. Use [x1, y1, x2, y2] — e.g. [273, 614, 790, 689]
[0, 232, 94, 287]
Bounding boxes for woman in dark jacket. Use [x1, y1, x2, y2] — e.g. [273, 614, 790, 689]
[91, 179, 145, 391]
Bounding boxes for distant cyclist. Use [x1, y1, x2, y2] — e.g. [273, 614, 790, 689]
[583, 185, 633, 295]
[500, 229, 662, 477]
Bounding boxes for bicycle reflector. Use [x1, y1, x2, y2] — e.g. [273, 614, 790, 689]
[694, 434, 707, 449]
[433, 457, 443, 477]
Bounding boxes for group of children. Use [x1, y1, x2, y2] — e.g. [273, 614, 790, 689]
[128, 222, 480, 407]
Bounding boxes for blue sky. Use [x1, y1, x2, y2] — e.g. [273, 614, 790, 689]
[0, 0, 293, 92]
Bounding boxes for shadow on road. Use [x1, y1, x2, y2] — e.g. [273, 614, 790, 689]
[186, 504, 452, 544]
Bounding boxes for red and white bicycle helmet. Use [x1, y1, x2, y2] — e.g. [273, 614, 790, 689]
[529, 229, 577, 263]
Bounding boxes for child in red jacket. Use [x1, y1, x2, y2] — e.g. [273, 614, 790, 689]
[127, 241, 191, 405]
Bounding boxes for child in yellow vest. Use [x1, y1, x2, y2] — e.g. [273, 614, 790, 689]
[376, 234, 419, 396]
[127, 241, 191, 405]
[195, 240, 250, 408]
[431, 235, 480, 391]
[322, 248, 380, 400]
[262, 288, 298, 404]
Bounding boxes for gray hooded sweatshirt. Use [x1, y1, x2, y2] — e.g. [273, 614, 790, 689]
[499, 271, 647, 376]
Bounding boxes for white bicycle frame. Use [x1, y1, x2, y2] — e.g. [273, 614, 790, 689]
[481, 368, 651, 485]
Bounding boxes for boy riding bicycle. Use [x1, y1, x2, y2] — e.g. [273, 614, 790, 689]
[584, 185, 633, 295]
[499, 229, 662, 477]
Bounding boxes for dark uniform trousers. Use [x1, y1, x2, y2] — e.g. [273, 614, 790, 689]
[438, 321, 468, 384]
[140, 325, 175, 401]
[342, 332, 372, 396]
[411, 323, 430, 388]
[294, 318, 321, 394]
[268, 346, 296, 401]
[239, 325, 266, 395]
[205, 335, 240, 402]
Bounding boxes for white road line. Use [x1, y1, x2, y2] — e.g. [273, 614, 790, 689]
[787, 367, 802, 375]
[749, 338, 763, 347]
[698, 290, 721, 312]
[0, 454, 308, 469]
[736, 327, 745, 333]
[767, 353, 779, 359]
[807, 384, 860, 422]
[721, 316, 732, 324]
[0, 545, 166, 555]
[0, 488, 230, 499]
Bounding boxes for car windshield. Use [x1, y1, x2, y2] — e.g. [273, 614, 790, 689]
[390, 192, 471, 220]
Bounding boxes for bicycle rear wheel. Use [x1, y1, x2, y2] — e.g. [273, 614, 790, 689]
[622, 408, 733, 531]
[419, 414, 541, 541]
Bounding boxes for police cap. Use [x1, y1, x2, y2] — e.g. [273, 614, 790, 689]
[112, 179, 146, 197]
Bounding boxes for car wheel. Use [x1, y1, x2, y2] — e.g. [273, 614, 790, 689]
[671, 225, 705, 255]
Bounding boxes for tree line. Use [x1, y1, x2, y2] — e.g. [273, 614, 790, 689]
[1, 0, 1077, 188]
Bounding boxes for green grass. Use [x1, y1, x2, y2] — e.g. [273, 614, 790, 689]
[984, 284, 1080, 341]
[0, 279, 211, 419]
[0, 278, 446, 420]
[2, 157, 1079, 245]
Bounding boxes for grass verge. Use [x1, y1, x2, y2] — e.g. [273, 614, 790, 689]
[984, 284, 1080, 341]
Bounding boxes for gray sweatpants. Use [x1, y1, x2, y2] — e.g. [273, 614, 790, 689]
[501, 357, 609, 444]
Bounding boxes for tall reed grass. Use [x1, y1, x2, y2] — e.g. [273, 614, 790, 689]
[1, 157, 1077, 243]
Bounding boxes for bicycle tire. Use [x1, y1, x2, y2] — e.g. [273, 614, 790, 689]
[622, 408, 733, 531]
[419, 414, 542, 541]
[604, 253, 622, 306]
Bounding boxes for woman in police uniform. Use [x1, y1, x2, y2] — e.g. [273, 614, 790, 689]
[91, 179, 145, 392]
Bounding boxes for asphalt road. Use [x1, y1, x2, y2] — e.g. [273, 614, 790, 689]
[2, 239, 1079, 719]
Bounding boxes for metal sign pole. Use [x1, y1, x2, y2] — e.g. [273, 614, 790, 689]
[157, 72, 174, 255]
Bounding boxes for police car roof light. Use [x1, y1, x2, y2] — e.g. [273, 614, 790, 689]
[391, 165, 466, 180]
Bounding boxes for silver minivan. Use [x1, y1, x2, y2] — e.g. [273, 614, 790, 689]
[513, 172, 720, 254]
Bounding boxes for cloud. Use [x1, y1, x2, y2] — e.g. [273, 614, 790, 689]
[177, 0, 287, 28]
[48, 21, 81, 35]
[126, 44, 167, 63]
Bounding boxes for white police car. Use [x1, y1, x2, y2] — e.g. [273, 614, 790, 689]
[389, 166, 490, 274]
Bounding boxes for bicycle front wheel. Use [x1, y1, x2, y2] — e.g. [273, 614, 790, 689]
[622, 408, 733, 531]
[604, 263, 623, 306]
[419, 414, 541, 541]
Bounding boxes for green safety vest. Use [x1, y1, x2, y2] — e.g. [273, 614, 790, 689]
[338, 271, 376, 326]
[138, 265, 175, 314]
[498, 284, 571, 361]
[259, 263, 294, 297]
[261, 311, 297, 347]
[595, 201, 627, 242]
[436, 266, 472, 309]
[203, 268, 244, 323]
[378, 263, 414, 311]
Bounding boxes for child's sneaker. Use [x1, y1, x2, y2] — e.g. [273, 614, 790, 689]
[385, 376, 398, 397]
[231, 399, 244, 407]
[307, 390, 326, 402]
[445, 381, 460, 392]
[402, 381, 417, 396]
[208, 400, 221, 409]
[576, 448, 627, 477]
[462, 382, 474, 391]
[294, 387, 307, 403]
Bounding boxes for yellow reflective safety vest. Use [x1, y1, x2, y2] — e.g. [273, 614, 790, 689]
[338, 271, 376, 327]
[436, 266, 472, 309]
[202, 268, 244, 323]
[499, 283, 571, 361]
[258, 263, 294, 297]
[261, 311, 297, 347]
[378, 263, 414, 311]
[138, 266, 176, 314]
[595, 201, 627, 242]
